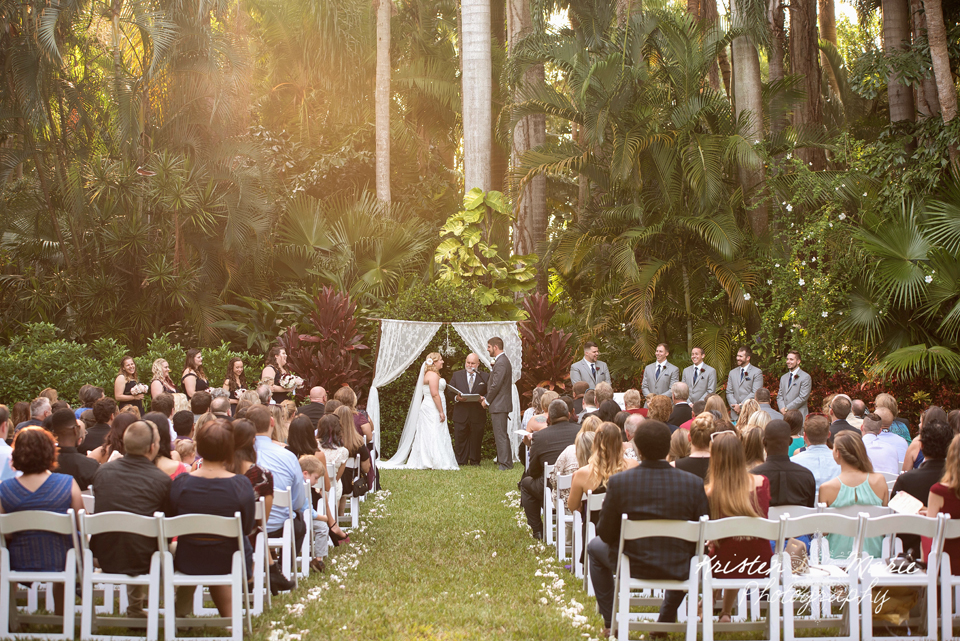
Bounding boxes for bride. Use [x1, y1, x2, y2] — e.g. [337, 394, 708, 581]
[379, 352, 459, 470]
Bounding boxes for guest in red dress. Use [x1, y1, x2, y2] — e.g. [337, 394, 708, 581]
[706, 430, 772, 622]
[927, 432, 960, 571]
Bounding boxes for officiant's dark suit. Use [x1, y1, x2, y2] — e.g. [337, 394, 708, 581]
[446, 359, 489, 466]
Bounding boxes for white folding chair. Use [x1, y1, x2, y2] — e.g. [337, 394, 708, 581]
[576, 491, 605, 592]
[781, 512, 863, 641]
[767, 505, 820, 520]
[159, 512, 251, 641]
[880, 471, 900, 483]
[940, 515, 960, 640]
[0, 509, 81, 640]
[701, 516, 782, 641]
[555, 474, 574, 563]
[611, 515, 705, 640]
[266, 487, 297, 589]
[543, 463, 555, 546]
[858, 513, 941, 641]
[79, 510, 162, 640]
[339, 454, 361, 530]
[297, 479, 312, 578]
[822, 504, 896, 558]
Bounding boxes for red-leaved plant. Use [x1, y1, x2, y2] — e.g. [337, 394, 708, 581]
[279, 287, 371, 400]
[518, 293, 574, 402]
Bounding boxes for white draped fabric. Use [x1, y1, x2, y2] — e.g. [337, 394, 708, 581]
[452, 322, 523, 462]
[367, 320, 441, 452]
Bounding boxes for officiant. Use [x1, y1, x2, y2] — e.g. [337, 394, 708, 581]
[445, 353, 489, 466]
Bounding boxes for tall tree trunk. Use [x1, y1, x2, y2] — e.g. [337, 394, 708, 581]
[882, 0, 916, 123]
[731, 0, 768, 236]
[790, 0, 826, 169]
[462, 0, 492, 192]
[769, 0, 787, 132]
[375, 0, 391, 203]
[921, 0, 958, 162]
[911, 0, 941, 118]
[508, 0, 546, 260]
[687, 0, 700, 18]
[617, 0, 640, 26]
[818, 0, 840, 96]
[697, 0, 721, 92]
[489, 0, 508, 193]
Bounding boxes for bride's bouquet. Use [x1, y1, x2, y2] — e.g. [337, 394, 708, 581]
[130, 383, 149, 396]
[279, 373, 304, 391]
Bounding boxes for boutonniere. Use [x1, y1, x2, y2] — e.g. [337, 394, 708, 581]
[793, 373, 799, 380]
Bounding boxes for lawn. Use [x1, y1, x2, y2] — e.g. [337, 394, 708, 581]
[253, 463, 603, 641]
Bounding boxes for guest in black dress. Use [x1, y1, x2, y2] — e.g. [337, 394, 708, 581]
[169, 419, 255, 617]
[180, 349, 209, 400]
[260, 346, 290, 405]
[114, 356, 145, 415]
[150, 359, 179, 399]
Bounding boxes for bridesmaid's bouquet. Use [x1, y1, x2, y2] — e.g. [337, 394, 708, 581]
[279, 373, 304, 391]
[130, 383, 149, 395]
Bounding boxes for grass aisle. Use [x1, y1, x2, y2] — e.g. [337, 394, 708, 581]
[254, 463, 604, 640]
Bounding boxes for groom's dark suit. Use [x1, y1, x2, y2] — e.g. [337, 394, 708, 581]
[487, 351, 514, 470]
[446, 368, 489, 465]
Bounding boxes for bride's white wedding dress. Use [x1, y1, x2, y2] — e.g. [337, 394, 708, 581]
[380, 366, 459, 470]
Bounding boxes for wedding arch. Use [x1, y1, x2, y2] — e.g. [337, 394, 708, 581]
[366, 319, 524, 462]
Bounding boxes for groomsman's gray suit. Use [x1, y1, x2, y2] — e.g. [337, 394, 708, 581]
[681, 364, 717, 404]
[487, 352, 514, 470]
[726, 364, 763, 419]
[641, 361, 679, 398]
[569, 359, 610, 390]
[777, 368, 812, 417]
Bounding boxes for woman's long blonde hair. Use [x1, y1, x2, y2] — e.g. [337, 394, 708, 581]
[706, 433, 761, 519]
[575, 432, 596, 467]
[270, 405, 289, 444]
[741, 426, 765, 467]
[668, 429, 691, 462]
[336, 405, 366, 456]
[738, 399, 760, 426]
[587, 422, 628, 488]
[539, 391, 559, 414]
[704, 395, 730, 423]
[746, 410, 770, 429]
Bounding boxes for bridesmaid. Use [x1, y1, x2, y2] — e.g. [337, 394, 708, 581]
[181, 349, 209, 400]
[114, 356, 145, 415]
[150, 359, 178, 398]
[260, 346, 290, 405]
[222, 357, 247, 414]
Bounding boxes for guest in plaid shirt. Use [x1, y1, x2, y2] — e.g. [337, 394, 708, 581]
[587, 420, 709, 637]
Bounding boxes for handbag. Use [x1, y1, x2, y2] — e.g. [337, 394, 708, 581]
[785, 537, 809, 574]
[352, 470, 370, 497]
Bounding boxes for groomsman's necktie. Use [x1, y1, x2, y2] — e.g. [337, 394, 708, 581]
[693, 368, 699, 385]
[468, 373, 475, 392]
[656, 364, 662, 380]
[591, 363, 596, 380]
[740, 368, 745, 382]
[788, 372, 794, 390]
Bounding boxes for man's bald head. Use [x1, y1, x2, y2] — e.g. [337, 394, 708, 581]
[309, 387, 327, 403]
[624, 413, 644, 439]
[874, 406, 894, 428]
[124, 421, 158, 457]
[851, 399, 867, 418]
[763, 419, 793, 455]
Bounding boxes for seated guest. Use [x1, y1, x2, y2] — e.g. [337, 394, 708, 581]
[755, 388, 783, 421]
[256, 384, 272, 406]
[704, 394, 732, 425]
[151, 393, 177, 443]
[594, 381, 614, 407]
[667, 428, 690, 463]
[874, 392, 912, 443]
[551, 416, 602, 503]
[0, 427, 84, 615]
[819, 431, 888, 559]
[297, 387, 327, 428]
[848, 399, 867, 429]
[79, 397, 116, 454]
[191, 390, 212, 421]
[828, 395, 857, 439]
[623, 389, 647, 418]
[783, 409, 805, 455]
[860, 414, 901, 475]
[91, 420, 171, 617]
[317, 415, 349, 507]
[622, 414, 642, 460]
[568, 421, 637, 519]
[646, 395, 675, 431]
[572, 381, 589, 415]
[51, 400, 71, 414]
[169, 419, 256, 617]
[51, 409, 98, 490]
[892, 419, 951, 555]
[674, 413, 715, 479]
[249, 406, 306, 560]
[587, 420, 709, 637]
[230, 419, 295, 592]
[297, 455, 331, 572]
[210, 396, 231, 419]
[175, 439, 198, 468]
[678, 400, 706, 431]
[75, 385, 104, 419]
[522, 388, 547, 432]
[751, 419, 816, 507]
[0, 406, 13, 480]
[666, 382, 693, 427]
[595, 400, 621, 424]
[235, 390, 262, 414]
[901, 405, 949, 471]
[335, 406, 372, 513]
[737, 398, 761, 427]
[578, 389, 598, 420]
[520, 400, 580, 540]
[86, 412, 138, 464]
[145, 413, 188, 479]
[791, 414, 842, 487]
[927, 432, 960, 572]
[332, 387, 373, 443]
[525, 390, 558, 434]
[172, 410, 194, 441]
[15, 397, 51, 432]
[742, 426, 766, 468]
[706, 431, 771, 622]
[868, 408, 909, 464]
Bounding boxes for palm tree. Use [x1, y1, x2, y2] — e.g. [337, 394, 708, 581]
[462, 0, 492, 191]
[881, 0, 916, 124]
[376, 0, 392, 203]
[921, 0, 958, 163]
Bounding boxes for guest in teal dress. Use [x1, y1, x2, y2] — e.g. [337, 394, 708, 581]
[818, 431, 889, 560]
[0, 427, 83, 614]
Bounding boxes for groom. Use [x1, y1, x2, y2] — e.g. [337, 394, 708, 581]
[481, 336, 513, 470]
[446, 353, 489, 466]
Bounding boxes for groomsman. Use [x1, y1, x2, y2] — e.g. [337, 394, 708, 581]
[569, 342, 611, 390]
[726, 346, 763, 420]
[681, 347, 716, 404]
[641, 344, 679, 399]
[777, 350, 812, 417]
